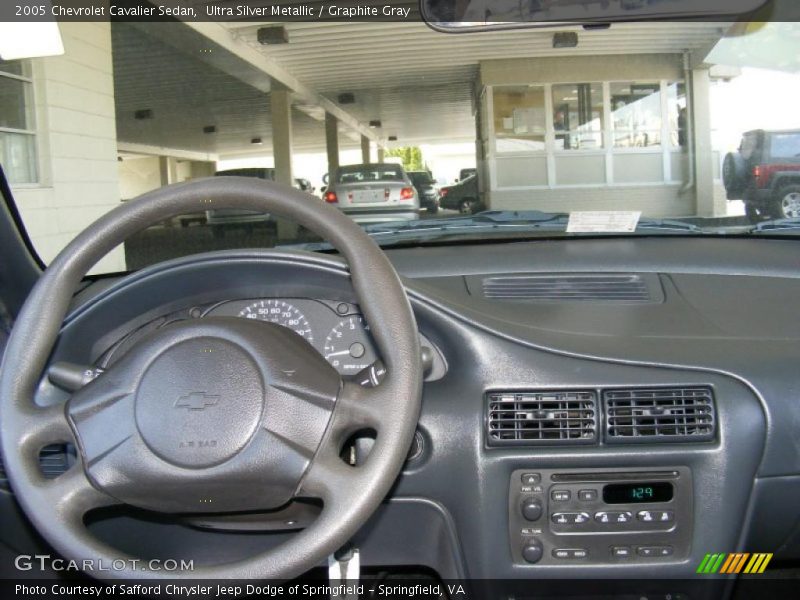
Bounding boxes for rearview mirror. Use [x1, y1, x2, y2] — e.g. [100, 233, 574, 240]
[322, 173, 329, 184]
[422, 0, 772, 30]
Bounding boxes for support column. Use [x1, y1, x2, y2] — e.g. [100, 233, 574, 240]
[361, 135, 371, 163]
[377, 147, 385, 163]
[691, 68, 717, 217]
[271, 88, 293, 186]
[325, 112, 340, 177]
[158, 156, 177, 185]
[158, 156, 178, 227]
[271, 86, 298, 240]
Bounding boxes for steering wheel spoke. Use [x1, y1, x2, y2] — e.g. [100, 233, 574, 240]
[18, 404, 75, 457]
[296, 380, 393, 502]
[36, 465, 120, 524]
[336, 380, 388, 431]
[17, 404, 121, 521]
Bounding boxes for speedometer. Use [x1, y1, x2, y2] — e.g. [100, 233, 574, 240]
[324, 316, 376, 374]
[237, 300, 313, 342]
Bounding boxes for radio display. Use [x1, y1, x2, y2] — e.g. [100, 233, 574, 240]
[603, 482, 673, 504]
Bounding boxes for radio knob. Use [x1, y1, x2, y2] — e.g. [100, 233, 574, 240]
[522, 540, 544, 564]
[521, 498, 543, 521]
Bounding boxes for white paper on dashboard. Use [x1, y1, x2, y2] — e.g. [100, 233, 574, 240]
[566, 211, 641, 233]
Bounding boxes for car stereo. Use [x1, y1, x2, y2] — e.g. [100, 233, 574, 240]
[508, 467, 692, 565]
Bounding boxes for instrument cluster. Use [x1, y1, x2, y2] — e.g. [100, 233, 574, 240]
[204, 298, 378, 375]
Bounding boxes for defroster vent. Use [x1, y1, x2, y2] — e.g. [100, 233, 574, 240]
[487, 391, 597, 446]
[604, 387, 715, 443]
[481, 273, 654, 302]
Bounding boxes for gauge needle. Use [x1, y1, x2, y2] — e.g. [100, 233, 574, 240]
[326, 350, 352, 357]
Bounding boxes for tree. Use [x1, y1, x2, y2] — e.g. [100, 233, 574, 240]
[384, 146, 425, 172]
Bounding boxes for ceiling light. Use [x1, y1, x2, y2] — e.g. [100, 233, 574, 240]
[134, 109, 153, 120]
[257, 26, 289, 45]
[203, 125, 217, 134]
[337, 93, 356, 105]
[369, 120, 382, 128]
[251, 137, 263, 145]
[553, 32, 579, 49]
[388, 135, 398, 142]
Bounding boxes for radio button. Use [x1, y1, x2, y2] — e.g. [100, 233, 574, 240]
[637, 509, 674, 523]
[637, 545, 674, 557]
[594, 511, 633, 524]
[578, 489, 598, 501]
[611, 546, 632, 558]
[551, 489, 571, 502]
[553, 548, 588, 559]
[521, 473, 541, 485]
[551, 512, 591, 525]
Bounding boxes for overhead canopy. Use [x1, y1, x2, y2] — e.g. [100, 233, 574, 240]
[111, 19, 729, 158]
[706, 22, 800, 73]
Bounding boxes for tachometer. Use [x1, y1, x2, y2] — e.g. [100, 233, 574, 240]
[237, 299, 313, 342]
[324, 316, 376, 374]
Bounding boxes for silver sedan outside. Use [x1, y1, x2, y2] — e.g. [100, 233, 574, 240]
[323, 163, 421, 224]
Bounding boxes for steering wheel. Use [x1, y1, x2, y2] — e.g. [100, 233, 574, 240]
[0, 177, 422, 579]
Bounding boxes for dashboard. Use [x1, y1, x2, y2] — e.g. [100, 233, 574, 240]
[3, 237, 800, 597]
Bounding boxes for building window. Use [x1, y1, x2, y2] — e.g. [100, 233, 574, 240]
[552, 83, 604, 151]
[0, 59, 37, 184]
[493, 85, 547, 153]
[610, 81, 665, 148]
[667, 82, 687, 148]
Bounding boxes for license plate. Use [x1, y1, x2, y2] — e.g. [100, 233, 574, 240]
[351, 189, 384, 203]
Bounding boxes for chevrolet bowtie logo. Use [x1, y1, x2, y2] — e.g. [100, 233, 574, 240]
[174, 392, 220, 411]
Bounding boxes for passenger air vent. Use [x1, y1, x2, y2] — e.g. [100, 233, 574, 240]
[479, 273, 658, 303]
[604, 387, 715, 443]
[487, 391, 597, 446]
[0, 443, 75, 490]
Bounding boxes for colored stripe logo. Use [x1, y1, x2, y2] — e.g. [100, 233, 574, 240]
[697, 553, 772, 574]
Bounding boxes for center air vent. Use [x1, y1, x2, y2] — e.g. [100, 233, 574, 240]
[480, 273, 658, 303]
[604, 387, 715, 443]
[487, 391, 597, 446]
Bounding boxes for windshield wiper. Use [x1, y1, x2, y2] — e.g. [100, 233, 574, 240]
[281, 211, 704, 251]
[750, 217, 800, 233]
[367, 211, 701, 236]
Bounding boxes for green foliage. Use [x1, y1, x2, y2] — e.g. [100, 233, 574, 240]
[384, 146, 425, 172]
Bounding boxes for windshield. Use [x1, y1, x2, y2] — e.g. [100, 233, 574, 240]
[1, 5, 800, 275]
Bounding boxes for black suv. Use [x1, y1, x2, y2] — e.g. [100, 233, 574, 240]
[723, 129, 800, 220]
[407, 170, 440, 214]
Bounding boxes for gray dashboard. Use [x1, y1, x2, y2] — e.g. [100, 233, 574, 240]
[5, 236, 800, 590]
